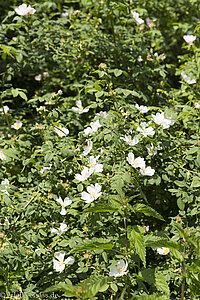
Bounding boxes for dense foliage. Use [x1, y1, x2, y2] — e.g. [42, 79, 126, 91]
[0, 0, 200, 299]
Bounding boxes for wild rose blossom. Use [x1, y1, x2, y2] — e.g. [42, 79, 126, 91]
[0, 106, 9, 114]
[88, 156, 103, 173]
[11, 120, 22, 130]
[140, 166, 155, 176]
[51, 223, 68, 236]
[136, 122, 155, 137]
[151, 112, 175, 129]
[84, 120, 102, 135]
[0, 151, 6, 160]
[56, 197, 72, 215]
[81, 183, 102, 203]
[153, 247, 170, 255]
[83, 140, 93, 156]
[109, 260, 128, 277]
[15, 4, 36, 16]
[1, 179, 10, 195]
[131, 12, 144, 25]
[127, 153, 145, 169]
[183, 35, 196, 44]
[54, 126, 69, 137]
[72, 100, 89, 114]
[53, 251, 75, 272]
[96, 111, 108, 118]
[75, 167, 93, 181]
[194, 102, 200, 108]
[181, 71, 196, 84]
[40, 166, 51, 174]
[135, 104, 149, 113]
[146, 143, 162, 156]
[120, 135, 139, 146]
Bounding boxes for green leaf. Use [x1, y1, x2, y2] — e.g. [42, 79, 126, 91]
[155, 272, 170, 294]
[191, 176, 200, 188]
[16, 52, 23, 63]
[77, 184, 83, 192]
[44, 282, 78, 297]
[19, 91, 27, 101]
[113, 69, 123, 77]
[145, 238, 180, 251]
[133, 204, 164, 221]
[177, 198, 185, 210]
[111, 282, 118, 292]
[11, 88, 19, 97]
[83, 206, 118, 213]
[130, 226, 146, 267]
[71, 243, 114, 253]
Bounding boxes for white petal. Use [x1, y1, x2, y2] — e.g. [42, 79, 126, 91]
[56, 197, 63, 205]
[109, 266, 118, 277]
[60, 207, 67, 215]
[64, 256, 75, 265]
[54, 251, 65, 262]
[64, 197, 72, 206]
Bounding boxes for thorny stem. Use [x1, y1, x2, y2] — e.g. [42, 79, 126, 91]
[181, 245, 186, 300]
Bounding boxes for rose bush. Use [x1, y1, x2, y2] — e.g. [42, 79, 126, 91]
[0, 0, 200, 299]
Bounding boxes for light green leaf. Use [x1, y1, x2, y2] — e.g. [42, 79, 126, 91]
[83, 206, 118, 213]
[71, 243, 114, 253]
[191, 176, 200, 188]
[130, 226, 146, 267]
[133, 204, 164, 221]
[113, 69, 123, 77]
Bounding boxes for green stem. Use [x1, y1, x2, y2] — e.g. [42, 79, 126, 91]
[124, 207, 130, 298]
[181, 245, 186, 300]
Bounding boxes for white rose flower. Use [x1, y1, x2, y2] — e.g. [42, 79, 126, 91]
[135, 104, 149, 113]
[109, 260, 128, 277]
[151, 112, 175, 129]
[88, 156, 103, 173]
[0, 151, 6, 160]
[0, 106, 9, 114]
[1, 179, 9, 197]
[140, 166, 155, 176]
[120, 135, 139, 146]
[136, 122, 155, 137]
[35, 74, 42, 81]
[75, 167, 93, 181]
[127, 153, 146, 169]
[194, 102, 200, 108]
[56, 197, 72, 215]
[54, 126, 69, 137]
[155, 247, 170, 255]
[51, 223, 68, 236]
[83, 140, 93, 156]
[96, 111, 108, 118]
[11, 120, 22, 130]
[81, 183, 102, 203]
[53, 251, 75, 272]
[183, 35, 196, 44]
[131, 12, 144, 25]
[0, 217, 10, 230]
[84, 120, 102, 135]
[15, 4, 36, 16]
[72, 100, 89, 114]
[181, 71, 196, 84]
